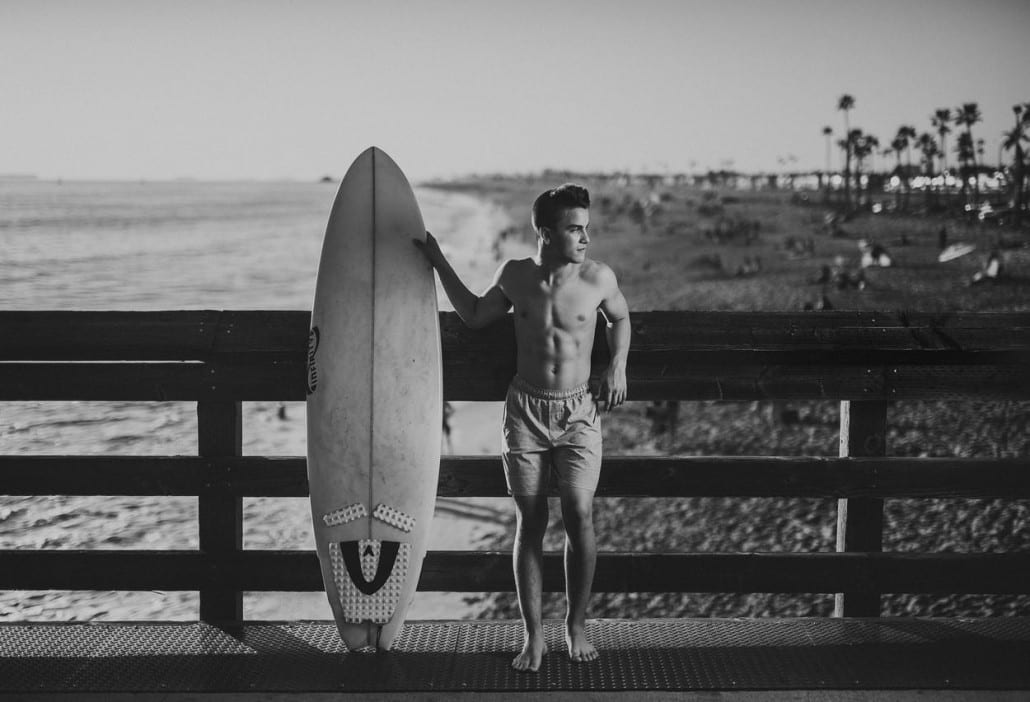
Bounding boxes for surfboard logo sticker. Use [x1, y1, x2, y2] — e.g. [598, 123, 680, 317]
[330, 540, 410, 623]
[307, 326, 320, 395]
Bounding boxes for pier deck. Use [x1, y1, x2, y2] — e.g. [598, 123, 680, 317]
[3, 617, 1029, 699]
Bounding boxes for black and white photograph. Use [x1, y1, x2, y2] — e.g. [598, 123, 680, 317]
[2, 0, 1028, 698]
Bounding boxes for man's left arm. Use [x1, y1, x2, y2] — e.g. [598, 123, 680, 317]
[598, 266, 630, 411]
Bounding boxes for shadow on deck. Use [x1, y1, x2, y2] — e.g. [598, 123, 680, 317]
[2, 617, 1029, 699]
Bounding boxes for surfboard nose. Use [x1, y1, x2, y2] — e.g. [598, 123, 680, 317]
[367, 145, 403, 175]
[355, 145, 394, 163]
[339, 147, 408, 207]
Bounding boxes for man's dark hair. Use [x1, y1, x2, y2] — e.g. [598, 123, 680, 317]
[531, 183, 590, 233]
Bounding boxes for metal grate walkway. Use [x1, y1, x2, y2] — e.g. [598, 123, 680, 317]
[2, 618, 1029, 694]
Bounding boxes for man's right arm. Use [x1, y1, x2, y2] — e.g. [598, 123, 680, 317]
[414, 232, 512, 329]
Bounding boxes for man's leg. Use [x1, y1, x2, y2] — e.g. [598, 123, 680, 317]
[512, 492, 549, 672]
[559, 486, 599, 662]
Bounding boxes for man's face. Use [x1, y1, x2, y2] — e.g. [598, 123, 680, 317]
[544, 207, 590, 263]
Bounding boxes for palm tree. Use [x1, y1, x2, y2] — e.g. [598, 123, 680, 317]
[916, 133, 937, 173]
[1017, 101, 1025, 211]
[851, 130, 878, 208]
[838, 94, 855, 209]
[822, 126, 833, 199]
[916, 132, 938, 208]
[899, 124, 917, 172]
[932, 108, 952, 183]
[890, 134, 907, 209]
[1022, 103, 1030, 216]
[895, 125, 917, 209]
[859, 132, 879, 169]
[836, 135, 850, 203]
[955, 102, 983, 204]
[1001, 125, 1026, 219]
[1003, 103, 1029, 224]
[955, 131, 976, 205]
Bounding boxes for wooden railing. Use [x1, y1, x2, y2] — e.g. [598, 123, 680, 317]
[1, 310, 1028, 623]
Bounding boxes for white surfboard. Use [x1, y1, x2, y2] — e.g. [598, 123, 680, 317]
[306, 147, 442, 651]
[938, 242, 976, 263]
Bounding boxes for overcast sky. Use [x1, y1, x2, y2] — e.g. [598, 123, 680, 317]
[3, 0, 1028, 181]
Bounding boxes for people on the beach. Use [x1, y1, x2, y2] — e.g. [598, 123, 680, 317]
[415, 184, 631, 672]
[735, 255, 762, 277]
[809, 256, 865, 291]
[858, 239, 892, 268]
[969, 248, 1003, 285]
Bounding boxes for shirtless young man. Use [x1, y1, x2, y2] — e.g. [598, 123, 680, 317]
[415, 184, 630, 672]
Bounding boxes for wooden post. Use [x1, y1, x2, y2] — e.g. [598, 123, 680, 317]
[834, 400, 887, 617]
[197, 401, 243, 623]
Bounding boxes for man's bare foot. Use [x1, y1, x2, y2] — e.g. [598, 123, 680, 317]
[512, 634, 548, 672]
[565, 626, 599, 663]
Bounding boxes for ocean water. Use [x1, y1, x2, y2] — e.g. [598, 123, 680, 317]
[0, 178, 522, 621]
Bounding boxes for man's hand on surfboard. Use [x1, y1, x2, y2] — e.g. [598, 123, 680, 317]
[413, 231, 445, 270]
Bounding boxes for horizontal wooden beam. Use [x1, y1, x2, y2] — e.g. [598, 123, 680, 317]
[2, 311, 1028, 400]
[3, 455, 1028, 498]
[0, 310, 307, 360]
[1, 550, 1027, 594]
[607, 310, 1030, 351]
[0, 355, 1026, 400]
[3, 310, 1029, 361]
[0, 361, 304, 401]
[422, 551, 1030, 595]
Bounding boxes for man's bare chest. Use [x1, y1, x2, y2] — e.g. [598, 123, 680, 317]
[511, 281, 600, 332]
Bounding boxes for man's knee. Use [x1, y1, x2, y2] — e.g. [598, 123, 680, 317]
[514, 494, 549, 537]
[560, 490, 594, 532]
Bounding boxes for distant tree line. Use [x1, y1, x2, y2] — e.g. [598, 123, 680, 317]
[824, 95, 1029, 224]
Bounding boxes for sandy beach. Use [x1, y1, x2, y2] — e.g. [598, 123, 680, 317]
[423, 176, 1030, 620]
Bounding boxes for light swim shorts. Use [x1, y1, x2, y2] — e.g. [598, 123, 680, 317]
[501, 375, 603, 496]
